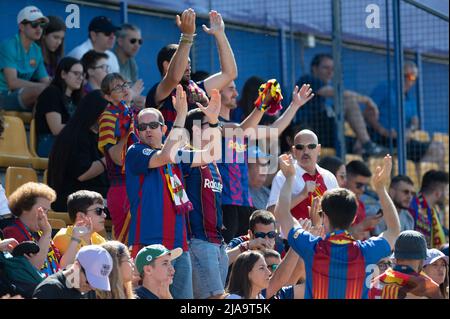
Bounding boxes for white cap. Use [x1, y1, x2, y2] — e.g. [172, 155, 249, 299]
[17, 6, 49, 25]
[76, 245, 113, 291]
[424, 248, 449, 266]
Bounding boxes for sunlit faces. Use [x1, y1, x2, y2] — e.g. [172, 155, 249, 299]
[347, 175, 370, 199]
[423, 258, 448, 285]
[335, 164, 347, 188]
[43, 30, 65, 52]
[248, 256, 271, 292]
[390, 181, 415, 209]
[264, 255, 281, 277]
[249, 222, 276, 250]
[220, 81, 238, 109]
[146, 254, 175, 285]
[137, 111, 165, 149]
[292, 132, 321, 172]
[118, 29, 142, 57]
[82, 203, 107, 233]
[27, 197, 51, 233]
[106, 79, 132, 105]
[120, 253, 135, 283]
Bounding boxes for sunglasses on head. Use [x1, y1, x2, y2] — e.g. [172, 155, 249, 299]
[294, 143, 317, 151]
[137, 121, 164, 131]
[24, 20, 48, 29]
[130, 38, 143, 45]
[85, 207, 109, 216]
[267, 264, 279, 272]
[253, 231, 277, 239]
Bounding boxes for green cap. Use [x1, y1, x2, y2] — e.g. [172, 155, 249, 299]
[135, 244, 182, 275]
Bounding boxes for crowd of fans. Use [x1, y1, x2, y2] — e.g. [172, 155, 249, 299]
[0, 5, 448, 299]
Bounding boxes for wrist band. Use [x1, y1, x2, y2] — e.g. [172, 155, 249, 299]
[208, 122, 219, 128]
[70, 236, 81, 244]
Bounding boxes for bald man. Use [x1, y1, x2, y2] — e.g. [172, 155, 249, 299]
[267, 129, 339, 220]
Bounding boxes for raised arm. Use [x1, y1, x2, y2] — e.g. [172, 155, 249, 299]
[373, 155, 401, 249]
[154, 9, 196, 106]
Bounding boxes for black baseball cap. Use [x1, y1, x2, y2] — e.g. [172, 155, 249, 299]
[88, 16, 119, 33]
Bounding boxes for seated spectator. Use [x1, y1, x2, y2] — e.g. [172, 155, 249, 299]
[47, 88, 109, 212]
[68, 16, 120, 73]
[2, 182, 61, 276]
[34, 57, 84, 157]
[295, 53, 386, 158]
[248, 148, 272, 210]
[318, 156, 347, 188]
[81, 50, 109, 94]
[423, 248, 448, 299]
[39, 16, 66, 78]
[113, 24, 142, 84]
[225, 250, 270, 299]
[52, 190, 108, 268]
[0, 6, 50, 111]
[134, 244, 182, 299]
[409, 170, 449, 248]
[373, 175, 416, 235]
[96, 241, 135, 299]
[370, 231, 442, 299]
[32, 245, 112, 299]
[367, 61, 445, 170]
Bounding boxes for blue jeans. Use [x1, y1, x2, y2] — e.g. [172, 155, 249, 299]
[170, 251, 193, 299]
[189, 238, 229, 299]
[0, 89, 26, 111]
[37, 134, 55, 157]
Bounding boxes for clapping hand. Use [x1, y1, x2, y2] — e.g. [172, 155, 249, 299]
[202, 10, 225, 36]
[172, 84, 188, 116]
[279, 154, 296, 178]
[196, 89, 220, 125]
[372, 154, 392, 191]
[176, 8, 196, 35]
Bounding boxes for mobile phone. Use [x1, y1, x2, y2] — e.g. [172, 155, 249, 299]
[12, 241, 40, 257]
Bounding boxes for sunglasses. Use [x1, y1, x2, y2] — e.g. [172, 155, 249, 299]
[254, 231, 277, 239]
[404, 73, 417, 81]
[24, 20, 48, 29]
[294, 143, 317, 150]
[137, 121, 164, 131]
[130, 38, 143, 45]
[267, 264, 279, 272]
[85, 207, 109, 216]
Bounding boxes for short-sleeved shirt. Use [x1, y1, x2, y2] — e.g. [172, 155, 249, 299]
[32, 271, 83, 299]
[288, 227, 391, 299]
[145, 80, 206, 133]
[182, 162, 224, 244]
[267, 163, 339, 220]
[53, 225, 107, 255]
[125, 142, 190, 251]
[135, 286, 159, 299]
[114, 50, 138, 83]
[68, 39, 119, 73]
[0, 34, 48, 92]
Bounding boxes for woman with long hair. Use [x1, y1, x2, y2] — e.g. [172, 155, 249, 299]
[318, 156, 347, 188]
[48, 89, 109, 212]
[34, 56, 84, 157]
[226, 250, 271, 299]
[39, 16, 66, 78]
[96, 241, 135, 299]
[423, 249, 449, 299]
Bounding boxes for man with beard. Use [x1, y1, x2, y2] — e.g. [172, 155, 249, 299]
[267, 129, 339, 221]
[409, 170, 449, 248]
[145, 8, 237, 133]
[0, 6, 50, 111]
[373, 175, 416, 235]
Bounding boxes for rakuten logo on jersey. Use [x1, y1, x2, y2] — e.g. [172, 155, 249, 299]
[204, 179, 223, 193]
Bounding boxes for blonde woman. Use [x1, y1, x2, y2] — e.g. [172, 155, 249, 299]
[96, 241, 135, 299]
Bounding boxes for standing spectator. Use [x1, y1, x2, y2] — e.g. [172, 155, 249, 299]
[0, 6, 50, 111]
[225, 250, 271, 299]
[368, 61, 445, 169]
[68, 16, 120, 73]
[2, 183, 61, 277]
[373, 175, 416, 235]
[276, 154, 400, 299]
[47, 88, 109, 212]
[295, 53, 386, 158]
[52, 190, 108, 268]
[231, 75, 265, 123]
[247, 147, 272, 210]
[318, 156, 347, 188]
[134, 244, 182, 299]
[80, 50, 109, 94]
[32, 245, 112, 299]
[370, 231, 442, 299]
[39, 16, 66, 78]
[98, 73, 139, 243]
[96, 241, 135, 299]
[267, 129, 339, 220]
[113, 24, 142, 84]
[409, 170, 449, 248]
[34, 57, 84, 157]
[423, 248, 449, 299]
[145, 9, 237, 133]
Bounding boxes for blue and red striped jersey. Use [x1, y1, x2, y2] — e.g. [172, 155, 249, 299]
[125, 142, 188, 251]
[182, 162, 224, 243]
[288, 228, 391, 299]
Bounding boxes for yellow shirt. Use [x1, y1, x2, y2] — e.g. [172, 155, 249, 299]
[53, 225, 107, 255]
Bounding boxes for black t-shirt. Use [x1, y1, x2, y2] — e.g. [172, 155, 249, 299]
[32, 271, 83, 299]
[135, 286, 159, 299]
[35, 85, 77, 136]
[296, 74, 327, 122]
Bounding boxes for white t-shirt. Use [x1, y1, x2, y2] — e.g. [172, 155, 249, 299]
[266, 162, 339, 209]
[68, 39, 120, 73]
[0, 184, 11, 217]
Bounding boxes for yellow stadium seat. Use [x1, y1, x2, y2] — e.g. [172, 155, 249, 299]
[5, 166, 38, 197]
[321, 147, 336, 157]
[3, 111, 33, 124]
[47, 211, 72, 226]
[0, 116, 33, 168]
[29, 119, 48, 170]
[433, 133, 449, 172]
[43, 169, 48, 184]
[344, 122, 356, 138]
[406, 160, 419, 189]
[48, 218, 66, 230]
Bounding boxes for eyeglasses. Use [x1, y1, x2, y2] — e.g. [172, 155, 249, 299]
[355, 182, 368, 190]
[93, 64, 110, 72]
[267, 264, 279, 272]
[404, 73, 417, 81]
[129, 38, 143, 45]
[294, 143, 317, 151]
[110, 82, 131, 93]
[69, 70, 85, 79]
[24, 20, 48, 29]
[253, 231, 277, 239]
[137, 121, 164, 131]
[85, 207, 109, 216]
